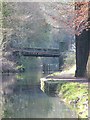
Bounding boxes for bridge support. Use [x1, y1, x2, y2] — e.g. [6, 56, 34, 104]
[59, 42, 65, 70]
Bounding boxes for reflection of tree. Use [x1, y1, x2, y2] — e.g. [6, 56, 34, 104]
[3, 70, 53, 118]
[16, 71, 43, 85]
[4, 90, 52, 118]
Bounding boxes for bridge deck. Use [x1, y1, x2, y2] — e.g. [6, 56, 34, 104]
[12, 47, 61, 57]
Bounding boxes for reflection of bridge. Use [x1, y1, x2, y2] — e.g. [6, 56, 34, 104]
[12, 47, 61, 57]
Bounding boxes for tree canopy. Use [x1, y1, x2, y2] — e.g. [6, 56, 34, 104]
[40, 1, 90, 36]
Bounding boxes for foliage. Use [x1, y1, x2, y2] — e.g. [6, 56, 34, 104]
[1, 2, 89, 51]
[2, 3, 11, 17]
[40, 1, 90, 36]
[74, 2, 89, 35]
[1, 2, 74, 49]
[1, 2, 76, 71]
[15, 71, 42, 86]
[16, 65, 25, 72]
[18, 56, 41, 70]
[63, 52, 76, 69]
[2, 3, 51, 49]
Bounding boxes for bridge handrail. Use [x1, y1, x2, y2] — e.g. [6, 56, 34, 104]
[12, 47, 59, 51]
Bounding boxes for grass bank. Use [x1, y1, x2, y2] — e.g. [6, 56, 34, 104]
[57, 82, 88, 118]
[45, 65, 89, 118]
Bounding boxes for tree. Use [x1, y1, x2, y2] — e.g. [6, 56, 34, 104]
[40, 1, 90, 77]
[75, 1, 90, 77]
[40, 1, 90, 35]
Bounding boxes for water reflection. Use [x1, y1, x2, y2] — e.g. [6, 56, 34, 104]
[2, 70, 78, 118]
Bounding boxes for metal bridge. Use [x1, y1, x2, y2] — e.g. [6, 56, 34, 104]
[12, 47, 61, 57]
[12, 42, 66, 57]
[12, 42, 65, 70]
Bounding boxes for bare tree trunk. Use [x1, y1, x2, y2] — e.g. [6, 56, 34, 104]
[75, 29, 90, 77]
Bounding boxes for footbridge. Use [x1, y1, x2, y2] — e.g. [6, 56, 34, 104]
[12, 47, 61, 57]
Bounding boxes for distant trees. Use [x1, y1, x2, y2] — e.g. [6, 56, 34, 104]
[2, 2, 89, 75]
[2, 3, 51, 50]
[1, 3, 62, 69]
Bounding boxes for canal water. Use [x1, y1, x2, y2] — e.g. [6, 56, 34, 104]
[2, 70, 78, 118]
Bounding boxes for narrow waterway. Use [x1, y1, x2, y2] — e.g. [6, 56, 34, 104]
[2, 70, 78, 118]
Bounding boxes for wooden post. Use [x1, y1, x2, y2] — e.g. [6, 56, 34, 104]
[48, 64, 50, 73]
[59, 42, 65, 52]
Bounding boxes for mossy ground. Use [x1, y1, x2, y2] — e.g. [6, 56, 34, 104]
[57, 82, 88, 118]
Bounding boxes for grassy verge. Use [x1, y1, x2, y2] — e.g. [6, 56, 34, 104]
[57, 82, 88, 118]
[46, 65, 89, 118]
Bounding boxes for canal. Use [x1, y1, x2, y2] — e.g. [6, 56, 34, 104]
[2, 70, 78, 118]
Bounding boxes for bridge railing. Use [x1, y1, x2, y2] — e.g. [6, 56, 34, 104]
[12, 47, 60, 54]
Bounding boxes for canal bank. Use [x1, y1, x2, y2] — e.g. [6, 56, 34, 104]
[40, 71, 88, 118]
